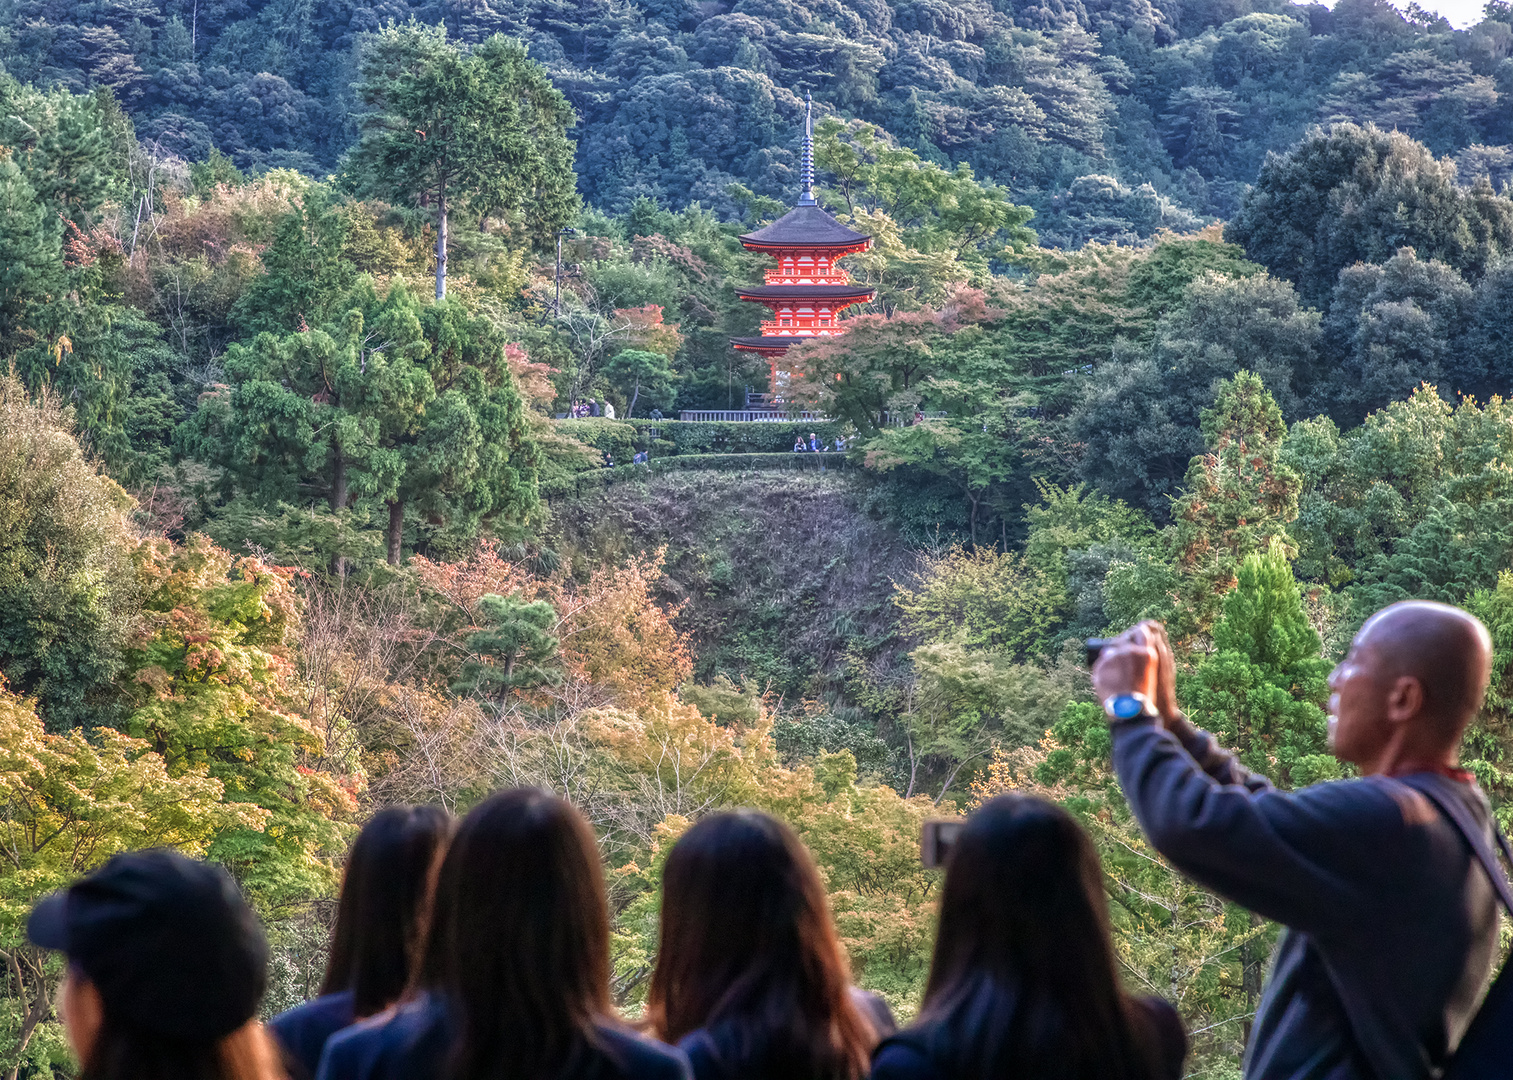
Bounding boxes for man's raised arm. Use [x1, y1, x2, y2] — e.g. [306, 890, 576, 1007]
[1091, 622, 1384, 932]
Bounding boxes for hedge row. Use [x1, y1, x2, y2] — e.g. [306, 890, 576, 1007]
[552, 418, 850, 460]
[539, 452, 851, 500]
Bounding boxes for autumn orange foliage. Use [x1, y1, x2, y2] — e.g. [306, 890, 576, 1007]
[615, 304, 684, 360]
[411, 541, 692, 710]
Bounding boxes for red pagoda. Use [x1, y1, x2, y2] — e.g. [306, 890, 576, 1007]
[730, 93, 874, 403]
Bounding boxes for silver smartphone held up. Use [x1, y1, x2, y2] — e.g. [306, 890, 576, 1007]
[921, 819, 965, 868]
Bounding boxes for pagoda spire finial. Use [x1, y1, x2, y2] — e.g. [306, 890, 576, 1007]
[798, 91, 816, 206]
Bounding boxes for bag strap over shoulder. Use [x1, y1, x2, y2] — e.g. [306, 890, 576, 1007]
[1396, 774, 1513, 918]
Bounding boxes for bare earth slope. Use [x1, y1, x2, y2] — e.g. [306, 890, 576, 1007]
[547, 470, 917, 699]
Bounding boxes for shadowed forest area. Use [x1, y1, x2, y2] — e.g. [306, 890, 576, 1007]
[2, 0, 1513, 1076]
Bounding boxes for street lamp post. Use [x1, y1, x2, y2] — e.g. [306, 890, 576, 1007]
[555, 227, 577, 317]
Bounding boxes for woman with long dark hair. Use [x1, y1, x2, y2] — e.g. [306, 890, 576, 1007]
[316, 788, 690, 1080]
[270, 804, 453, 1078]
[26, 848, 285, 1080]
[645, 810, 886, 1080]
[870, 794, 1186, 1080]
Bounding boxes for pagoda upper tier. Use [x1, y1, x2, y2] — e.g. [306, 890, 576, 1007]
[730, 95, 874, 360]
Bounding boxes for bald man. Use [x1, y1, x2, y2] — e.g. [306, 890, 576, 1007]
[1093, 602, 1501, 1080]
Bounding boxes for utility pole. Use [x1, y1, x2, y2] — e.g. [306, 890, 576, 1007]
[555, 227, 577, 317]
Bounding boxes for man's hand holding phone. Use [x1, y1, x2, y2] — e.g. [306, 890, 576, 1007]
[1089, 620, 1181, 726]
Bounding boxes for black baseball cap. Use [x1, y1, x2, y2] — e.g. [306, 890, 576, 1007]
[27, 849, 268, 1041]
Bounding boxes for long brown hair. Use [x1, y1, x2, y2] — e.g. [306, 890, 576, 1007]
[82, 1018, 285, 1080]
[321, 804, 453, 1016]
[646, 810, 875, 1080]
[915, 794, 1167, 1080]
[423, 788, 614, 1080]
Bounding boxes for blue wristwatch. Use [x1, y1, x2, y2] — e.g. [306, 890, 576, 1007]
[1104, 693, 1158, 721]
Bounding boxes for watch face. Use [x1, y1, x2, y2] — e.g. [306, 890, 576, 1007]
[1112, 695, 1145, 720]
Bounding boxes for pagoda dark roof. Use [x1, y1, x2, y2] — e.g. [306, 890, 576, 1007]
[729, 335, 815, 351]
[735, 285, 875, 301]
[739, 204, 872, 248]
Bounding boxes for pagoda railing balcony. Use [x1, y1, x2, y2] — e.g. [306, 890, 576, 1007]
[764, 270, 851, 285]
[759, 322, 839, 335]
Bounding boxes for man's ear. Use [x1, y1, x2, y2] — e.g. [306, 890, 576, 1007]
[1385, 675, 1425, 723]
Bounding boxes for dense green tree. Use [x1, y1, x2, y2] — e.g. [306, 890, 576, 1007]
[1032, 174, 1206, 250]
[182, 281, 433, 523]
[396, 300, 541, 563]
[603, 348, 676, 418]
[0, 376, 139, 731]
[1227, 123, 1513, 309]
[1464, 570, 1513, 811]
[1284, 387, 1513, 592]
[1021, 480, 1154, 624]
[1464, 258, 1513, 401]
[2, 0, 1509, 245]
[0, 154, 60, 351]
[0, 74, 125, 225]
[347, 26, 578, 299]
[813, 118, 1036, 266]
[232, 186, 357, 336]
[1322, 246, 1474, 421]
[1169, 371, 1301, 637]
[1072, 269, 1312, 513]
[866, 410, 1024, 546]
[185, 280, 538, 565]
[1181, 542, 1337, 786]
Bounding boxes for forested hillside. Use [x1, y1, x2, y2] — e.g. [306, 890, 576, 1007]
[4, 0, 1513, 1076]
[4, 0, 1512, 232]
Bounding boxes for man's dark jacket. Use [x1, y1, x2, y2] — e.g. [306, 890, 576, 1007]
[1112, 717, 1500, 1080]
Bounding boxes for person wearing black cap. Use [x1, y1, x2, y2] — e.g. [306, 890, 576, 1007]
[316, 788, 690, 1080]
[269, 805, 453, 1080]
[27, 847, 284, 1080]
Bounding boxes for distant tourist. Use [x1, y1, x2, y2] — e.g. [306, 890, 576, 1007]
[28, 849, 284, 1080]
[592, 399, 602, 417]
[634, 451, 648, 465]
[316, 789, 691, 1080]
[871, 795, 1185, 1080]
[793, 438, 806, 453]
[808, 433, 820, 452]
[605, 400, 617, 420]
[834, 435, 846, 452]
[270, 805, 453, 1079]
[647, 811, 888, 1080]
[603, 450, 615, 468]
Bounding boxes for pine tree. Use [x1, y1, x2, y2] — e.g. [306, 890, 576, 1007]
[0, 152, 61, 348]
[453, 594, 562, 703]
[231, 187, 355, 336]
[1182, 541, 1336, 789]
[1170, 370, 1301, 638]
[184, 282, 539, 567]
[347, 26, 578, 300]
[603, 348, 675, 418]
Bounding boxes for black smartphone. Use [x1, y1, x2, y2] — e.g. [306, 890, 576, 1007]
[921, 819, 964, 868]
[1085, 637, 1114, 667]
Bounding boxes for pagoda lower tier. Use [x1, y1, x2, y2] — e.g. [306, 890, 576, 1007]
[732, 283, 876, 353]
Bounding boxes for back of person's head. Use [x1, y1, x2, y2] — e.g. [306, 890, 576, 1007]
[919, 795, 1161, 1080]
[322, 804, 453, 1016]
[27, 849, 282, 1080]
[646, 810, 874, 1080]
[423, 789, 612, 1080]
